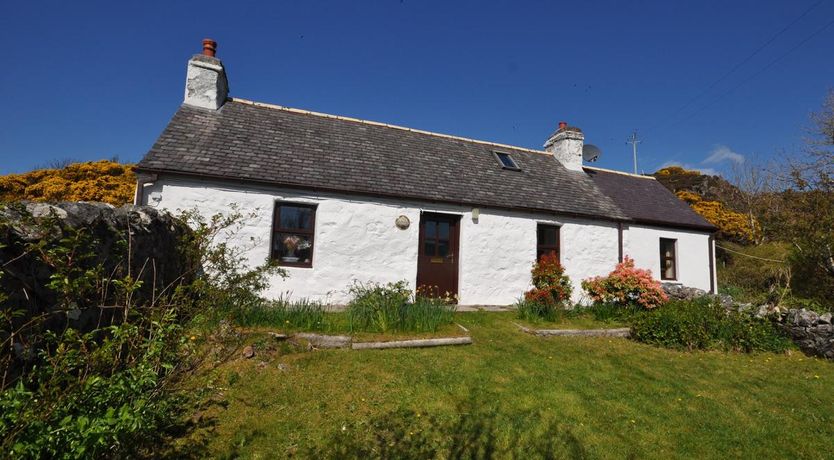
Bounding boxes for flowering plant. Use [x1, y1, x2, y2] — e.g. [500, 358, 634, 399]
[522, 253, 573, 307]
[581, 256, 667, 309]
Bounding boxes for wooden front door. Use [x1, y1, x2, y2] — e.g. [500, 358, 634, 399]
[416, 213, 460, 299]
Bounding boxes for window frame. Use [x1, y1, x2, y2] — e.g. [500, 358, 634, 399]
[493, 151, 521, 171]
[270, 202, 317, 268]
[659, 238, 677, 281]
[536, 223, 561, 263]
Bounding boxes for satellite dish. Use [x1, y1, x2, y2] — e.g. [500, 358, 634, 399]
[583, 144, 602, 162]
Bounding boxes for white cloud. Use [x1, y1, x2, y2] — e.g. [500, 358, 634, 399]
[704, 145, 744, 164]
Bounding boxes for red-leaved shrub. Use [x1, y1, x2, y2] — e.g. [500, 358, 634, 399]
[523, 253, 573, 306]
[581, 256, 668, 309]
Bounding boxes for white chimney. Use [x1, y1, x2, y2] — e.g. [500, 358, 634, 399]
[184, 39, 228, 110]
[543, 121, 584, 172]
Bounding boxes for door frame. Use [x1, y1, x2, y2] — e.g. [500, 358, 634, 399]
[416, 211, 461, 299]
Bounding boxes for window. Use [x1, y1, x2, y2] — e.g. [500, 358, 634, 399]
[537, 224, 560, 262]
[493, 151, 521, 171]
[271, 203, 316, 267]
[659, 238, 677, 280]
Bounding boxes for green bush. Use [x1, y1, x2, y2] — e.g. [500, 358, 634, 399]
[630, 298, 792, 353]
[0, 315, 186, 459]
[0, 206, 281, 458]
[345, 281, 456, 333]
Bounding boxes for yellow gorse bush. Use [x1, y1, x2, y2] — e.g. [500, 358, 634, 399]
[675, 190, 759, 243]
[0, 160, 136, 206]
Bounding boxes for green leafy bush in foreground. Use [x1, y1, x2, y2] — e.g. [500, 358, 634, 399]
[346, 281, 456, 333]
[631, 298, 792, 352]
[0, 206, 282, 458]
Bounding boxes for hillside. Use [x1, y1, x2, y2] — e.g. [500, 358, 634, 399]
[652, 166, 757, 244]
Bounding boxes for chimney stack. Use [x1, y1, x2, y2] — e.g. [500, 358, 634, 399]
[544, 121, 584, 172]
[184, 38, 228, 110]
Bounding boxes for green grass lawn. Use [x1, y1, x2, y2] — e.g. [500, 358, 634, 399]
[187, 312, 834, 459]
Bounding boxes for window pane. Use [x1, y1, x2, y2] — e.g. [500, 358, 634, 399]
[438, 222, 450, 240]
[279, 206, 314, 230]
[438, 241, 449, 257]
[538, 226, 558, 246]
[425, 221, 436, 239]
[497, 152, 518, 169]
[273, 232, 313, 264]
[660, 239, 676, 279]
[424, 240, 436, 256]
[664, 261, 675, 279]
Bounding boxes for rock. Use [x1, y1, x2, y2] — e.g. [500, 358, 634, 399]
[755, 304, 780, 319]
[796, 309, 819, 327]
[819, 313, 832, 324]
[662, 283, 707, 301]
[242, 345, 255, 359]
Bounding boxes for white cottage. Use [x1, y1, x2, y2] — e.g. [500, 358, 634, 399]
[135, 40, 717, 306]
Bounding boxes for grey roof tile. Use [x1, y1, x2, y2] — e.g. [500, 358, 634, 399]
[584, 167, 716, 230]
[137, 100, 708, 230]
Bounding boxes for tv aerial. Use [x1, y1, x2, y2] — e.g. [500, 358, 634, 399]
[582, 144, 602, 162]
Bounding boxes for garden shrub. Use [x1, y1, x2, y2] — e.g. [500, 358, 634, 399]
[517, 254, 573, 322]
[345, 281, 456, 333]
[582, 256, 667, 309]
[630, 298, 792, 352]
[0, 206, 282, 458]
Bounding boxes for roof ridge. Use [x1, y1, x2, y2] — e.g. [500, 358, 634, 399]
[583, 166, 656, 180]
[229, 97, 552, 156]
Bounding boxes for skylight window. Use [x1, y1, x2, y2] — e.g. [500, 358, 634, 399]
[494, 151, 521, 171]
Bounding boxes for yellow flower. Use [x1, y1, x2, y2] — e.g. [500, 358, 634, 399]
[190, 335, 196, 341]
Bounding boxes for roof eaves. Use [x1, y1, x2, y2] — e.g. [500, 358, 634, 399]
[583, 166, 656, 180]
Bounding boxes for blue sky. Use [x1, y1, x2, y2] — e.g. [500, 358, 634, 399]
[1, 0, 832, 175]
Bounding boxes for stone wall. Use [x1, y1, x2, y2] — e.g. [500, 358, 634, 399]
[0, 202, 191, 333]
[777, 309, 834, 360]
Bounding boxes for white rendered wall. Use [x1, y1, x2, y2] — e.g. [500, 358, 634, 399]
[623, 224, 713, 292]
[142, 176, 677, 305]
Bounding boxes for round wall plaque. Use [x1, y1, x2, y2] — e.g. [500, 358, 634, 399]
[395, 215, 410, 230]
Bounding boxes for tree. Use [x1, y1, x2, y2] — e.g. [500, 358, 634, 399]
[779, 90, 834, 303]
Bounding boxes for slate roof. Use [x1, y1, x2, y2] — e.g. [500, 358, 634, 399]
[137, 98, 713, 230]
[584, 167, 716, 230]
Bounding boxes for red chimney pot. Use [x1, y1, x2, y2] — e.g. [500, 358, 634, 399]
[202, 39, 217, 57]
[558, 121, 568, 130]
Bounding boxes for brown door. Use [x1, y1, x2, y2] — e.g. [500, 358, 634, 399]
[416, 213, 460, 299]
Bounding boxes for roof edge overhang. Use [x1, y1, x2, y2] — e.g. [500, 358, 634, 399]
[134, 166, 633, 225]
[628, 217, 718, 233]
